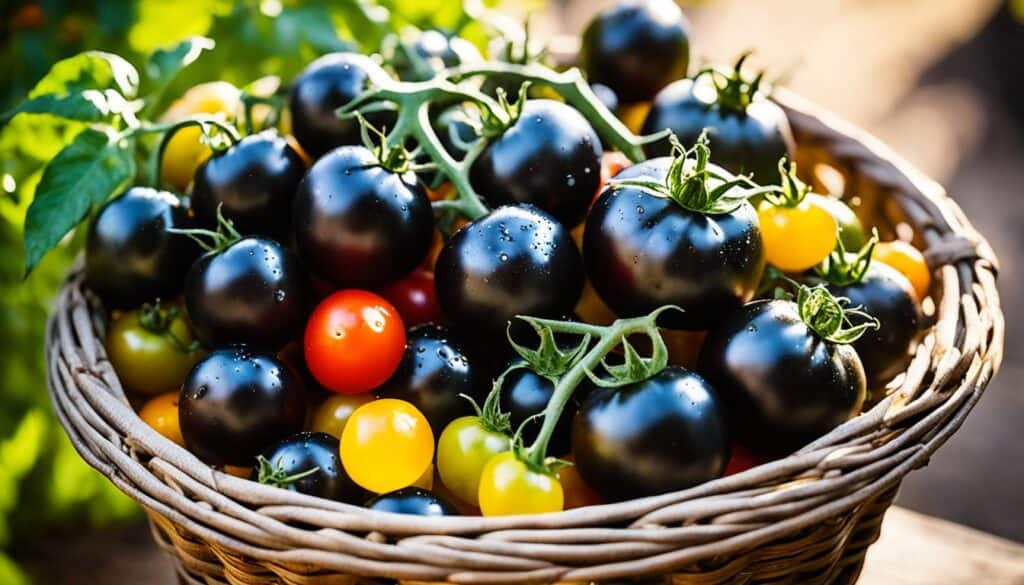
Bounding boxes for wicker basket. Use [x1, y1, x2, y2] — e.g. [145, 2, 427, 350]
[46, 89, 1002, 585]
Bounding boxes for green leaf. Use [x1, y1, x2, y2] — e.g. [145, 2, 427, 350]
[1, 52, 140, 126]
[145, 36, 216, 90]
[23, 128, 135, 274]
[276, 6, 353, 55]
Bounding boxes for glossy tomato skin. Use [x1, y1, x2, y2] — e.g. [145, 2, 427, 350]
[375, 325, 481, 434]
[698, 300, 866, 454]
[179, 347, 306, 466]
[436, 416, 510, 506]
[85, 187, 200, 309]
[184, 237, 308, 350]
[392, 30, 483, 81]
[381, 269, 442, 328]
[583, 159, 765, 330]
[580, 0, 691, 104]
[256, 432, 367, 502]
[435, 204, 585, 340]
[827, 263, 921, 388]
[192, 132, 305, 239]
[572, 366, 730, 502]
[366, 488, 458, 516]
[294, 146, 434, 289]
[139, 392, 185, 446]
[478, 452, 564, 516]
[471, 100, 602, 227]
[500, 367, 580, 457]
[642, 78, 795, 185]
[308, 393, 375, 438]
[106, 306, 203, 395]
[288, 53, 395, 158]
[304, 290, 406, 394]
[340, 399, 434, 494]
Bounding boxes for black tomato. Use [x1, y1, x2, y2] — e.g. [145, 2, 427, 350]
[255, 432, 367, 503]
[288, 53, 395, 159]
[583, 158, 765, 330]
[572, 366, 730, 502]
[434, 204, 585, 341]
[697, 299, 867, 454]
[192, 132, 305, 239]
[580, 0, 691, 104]
[470, 100, 603, 227]
[375, 325, 482, 434]
[642, 71, 795, 185]
[179, 347, 306, 466]
[293, 145, 434, 289]
[392, 30, 483, 81]
[500, 367, 583, 457]
[184, 237, 308, 350]
[366, 487, 457, 517]
[827, 263, 921, 389]
[85, 187, 199, 309]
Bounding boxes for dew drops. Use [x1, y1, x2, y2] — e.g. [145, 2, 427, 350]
[498, 253, 509, 262]
[565, 174, 576, 187]
[275, 290, 286, 302]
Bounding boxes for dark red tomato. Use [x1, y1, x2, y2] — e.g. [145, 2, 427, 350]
[381, 269, 442, 328]
[85, 187, 200, 309]
[191, 131, 305, 239]
[580, 0, 691, 104]
[179, 347, 306, 466]
[288, 53, 395, 158]
[304, 290, 406, 394]
[723, 444, 769, 476]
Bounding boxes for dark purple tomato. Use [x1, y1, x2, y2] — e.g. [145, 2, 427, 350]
[293, 145, 434, 290]
[572, 366, 730, 501]
[288, 53, 395, 159]
[184, 237, 308, 350]
[500, 366, 584, 457]
[255, 432, 367, 503]
[366, 487, 457, 516]
[180, 347, 306, 466]
[191, 131, 305, 239]
[471, 100, 602, 227]
[434, 204, 585, 340]
[85, 187, 200, 309]
[580, 0, 691, 104]
[392, 29, 483, 81]
[375, 325, 482, 434]
[698, 299, 866, 454]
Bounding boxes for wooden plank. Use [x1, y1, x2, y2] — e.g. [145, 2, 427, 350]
[860, 507, 1024, 584]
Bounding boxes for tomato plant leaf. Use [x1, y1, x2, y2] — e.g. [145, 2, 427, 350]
[1, 52, 140, 127]
[23, 128, 135, 274]
[145, 36, 216, 90]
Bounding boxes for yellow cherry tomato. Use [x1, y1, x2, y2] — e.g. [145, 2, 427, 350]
[159, 81, 241, 191]
[874, 241, 931, 300]
[478, 452, 564, 516]
[340, 399, 434, 494]
[757, 198, 838, 273]
[138, 392, 184, 447]
[309, 393, 375, 438]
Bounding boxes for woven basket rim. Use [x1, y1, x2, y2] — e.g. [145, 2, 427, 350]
[44, 88, 1003, 581]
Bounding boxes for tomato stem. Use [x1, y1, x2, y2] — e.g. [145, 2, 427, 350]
[143, 115, 242, 190]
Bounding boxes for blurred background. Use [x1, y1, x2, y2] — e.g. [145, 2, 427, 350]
[0, 0, 1020, 583]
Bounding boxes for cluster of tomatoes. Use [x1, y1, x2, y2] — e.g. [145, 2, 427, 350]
[96, 0, 932, 517]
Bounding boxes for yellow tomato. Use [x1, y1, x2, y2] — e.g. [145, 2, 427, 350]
[873, 241, 931, 300]
[159, 81, 241, 191]
[340, 399, 434, 494]
[478, 452, 564, 516]
[757, 198, 838, 273]
[138, 392, 184, 447]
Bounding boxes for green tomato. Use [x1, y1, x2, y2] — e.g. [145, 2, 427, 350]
[809, 193, 866, 251]
[436, 416, 510, 506]
[107, 304, 203, 395]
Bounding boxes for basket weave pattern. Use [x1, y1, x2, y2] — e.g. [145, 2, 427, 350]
[45, 91, 1002, 585]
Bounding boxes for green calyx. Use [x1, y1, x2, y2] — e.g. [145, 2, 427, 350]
[816, 229, 880, 287]
[764, 159, 811, 208]
[255, 455, 320, 489]
[476, 83, 529, 138]
[795, 283, 879, 345]
[612, 133, 779, 214]
[137, 301, 200, 354]
[354, 112, 419, 175]
[508, 317, 590, 380]
[167, 204, 241, 253]
[461, 366, 516, 436]
[695, 52, 767, 115]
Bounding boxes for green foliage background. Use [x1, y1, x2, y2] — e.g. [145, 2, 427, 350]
[0, 1, 494, 582]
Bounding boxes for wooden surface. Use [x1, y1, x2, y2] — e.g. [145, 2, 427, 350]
[18, 506, 1024, 584]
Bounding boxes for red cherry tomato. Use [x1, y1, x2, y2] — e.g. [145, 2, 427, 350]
[382, 269, 443, 327]
[724, 444, 770, 476]
[304, 290, 406, 394]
